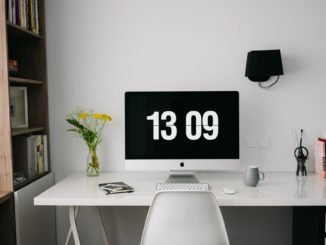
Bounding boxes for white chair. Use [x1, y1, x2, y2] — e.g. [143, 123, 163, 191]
[140, 191, 230, 245]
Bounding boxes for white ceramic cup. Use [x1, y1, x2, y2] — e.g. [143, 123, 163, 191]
[243, 165, 265, 187]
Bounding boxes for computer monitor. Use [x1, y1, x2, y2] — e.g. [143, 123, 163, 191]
[125, 91, 240, 178]
[125, 91, 240, 182]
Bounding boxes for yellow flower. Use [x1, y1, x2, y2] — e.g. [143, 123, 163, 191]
[78, 112, 89, 119]
[93, 113, 102, 119]
[66, 108, 111, 150]
[101, 114, 112, 122]
[93, 113, 112, 122]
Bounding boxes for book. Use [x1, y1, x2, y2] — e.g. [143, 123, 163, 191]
[21, 0, 26, 28]
[34, 0, 39, 34]
[15, 0, 20, 26]
[35, 135, 43, 174]
[12, 0, 16, 24]
[8, 0, 13, 23]
[35, 134, 49, 175]
[29, 0, 35, 32]
[99, 182, 134, 195]
[315, 138, 326, 178]
[25, 0, 30, 29]
[43, 135, 48, 172]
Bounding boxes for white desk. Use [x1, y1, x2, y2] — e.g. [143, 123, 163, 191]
[34, 172, 326, 244]
[35, 172, 326, 206]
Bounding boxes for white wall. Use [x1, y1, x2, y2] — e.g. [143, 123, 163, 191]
[45, 0, 326, 244]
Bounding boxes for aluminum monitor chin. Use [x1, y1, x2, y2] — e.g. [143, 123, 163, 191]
[125, 91, 240, 171]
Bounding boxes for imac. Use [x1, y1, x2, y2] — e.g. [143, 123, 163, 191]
[125, 91, 240, 182]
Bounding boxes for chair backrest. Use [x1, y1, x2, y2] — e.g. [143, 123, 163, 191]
[140, 191, 230, 245]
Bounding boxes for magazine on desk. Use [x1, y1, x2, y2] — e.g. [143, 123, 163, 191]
[99, 182, 134, 195]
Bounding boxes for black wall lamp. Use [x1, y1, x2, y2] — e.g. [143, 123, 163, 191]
[245, 49, 284, 88]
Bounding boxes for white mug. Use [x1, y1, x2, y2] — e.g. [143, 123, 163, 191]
[243, 165, 265, 187]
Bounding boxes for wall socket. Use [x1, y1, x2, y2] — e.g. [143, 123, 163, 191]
[246, 136, 271, 149]
[246, 137, 259, 149]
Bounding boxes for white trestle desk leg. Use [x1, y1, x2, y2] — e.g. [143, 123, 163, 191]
[65, 206, 81, 245]
[96, 207, 110, 245]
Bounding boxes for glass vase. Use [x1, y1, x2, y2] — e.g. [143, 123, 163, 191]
[86, 146, 100, 176]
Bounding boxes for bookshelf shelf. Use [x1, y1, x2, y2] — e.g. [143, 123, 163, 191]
[11, 127, 45, 136]
[9, 76, 43, 85]
[7, 21, 41, 39]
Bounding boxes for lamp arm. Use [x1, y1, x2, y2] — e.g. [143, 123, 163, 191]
[259, 76, 280, 88]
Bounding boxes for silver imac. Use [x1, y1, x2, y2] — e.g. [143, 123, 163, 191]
[125, 91, 240, 182]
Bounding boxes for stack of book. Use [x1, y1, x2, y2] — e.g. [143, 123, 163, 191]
[7, 0, 40, 34]
[13, 134, 48, 180]
[99, 182, 134, 195]
[314, 137, 326, 178]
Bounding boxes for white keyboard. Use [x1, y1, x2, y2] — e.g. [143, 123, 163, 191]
[155, 183, 210, 192]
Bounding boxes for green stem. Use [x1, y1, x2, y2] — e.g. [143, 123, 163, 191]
[87, 147, 100, 176]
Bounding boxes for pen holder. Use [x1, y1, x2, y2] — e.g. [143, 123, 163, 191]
[296, 156, 307, 176]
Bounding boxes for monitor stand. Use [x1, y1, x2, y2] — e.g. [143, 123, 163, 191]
[165, 171, 199, 183]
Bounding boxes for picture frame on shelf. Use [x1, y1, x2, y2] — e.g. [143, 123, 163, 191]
[9, 86, 28, 128]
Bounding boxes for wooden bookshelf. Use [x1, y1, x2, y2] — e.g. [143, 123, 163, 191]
[5, 0, 50, 178]
[0, 0, 51, 243]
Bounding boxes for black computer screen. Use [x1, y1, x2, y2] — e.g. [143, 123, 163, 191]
[125, 91, 239, 159]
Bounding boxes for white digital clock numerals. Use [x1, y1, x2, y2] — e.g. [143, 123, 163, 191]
[185, 111, 202, 140]
[146, 112, 160, 140]
[186, 111, 218, 140]
[160, 111, 177, 140]
[146, 111, 219, 141]
[146, 111, 177, 140]
[202, 111, 219, 140]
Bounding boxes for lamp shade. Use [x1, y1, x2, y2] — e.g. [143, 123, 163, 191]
[245, 50, 283, 82]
